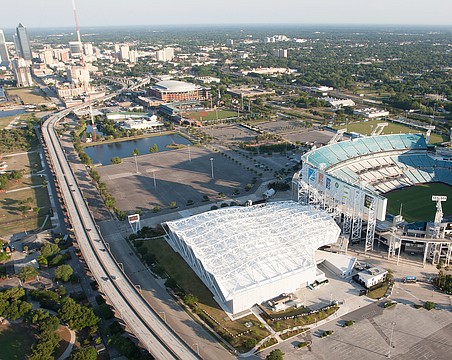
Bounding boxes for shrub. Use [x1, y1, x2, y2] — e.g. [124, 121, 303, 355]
[343, 320, 355, 327]
[211, 205, 218, 210]
[424, 301, 436, 310]
[153, 206, 161, 213]
[170, 201, 177, 209]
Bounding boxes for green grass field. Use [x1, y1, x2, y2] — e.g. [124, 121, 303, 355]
[385, 183, 452, 222]
[0, 324, 35, 359]
[333, 120, 447, 144]
[184, 109, 238, 121]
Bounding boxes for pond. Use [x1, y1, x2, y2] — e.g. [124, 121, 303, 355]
[84, 133, 192, 165]
[0, 108, 26, 118]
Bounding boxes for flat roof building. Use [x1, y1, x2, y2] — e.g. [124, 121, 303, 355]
[150, 80, 209, 102]
[165, 201, 341, 315]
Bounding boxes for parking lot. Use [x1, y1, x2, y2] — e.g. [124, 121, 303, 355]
[261, 301, 452, 360]
[95, 146, 258, 214]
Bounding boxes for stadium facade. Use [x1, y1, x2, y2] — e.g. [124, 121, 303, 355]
[164, 201, 340, 315]
[150, 80, 209, 102]
[296, 133, 452, 265]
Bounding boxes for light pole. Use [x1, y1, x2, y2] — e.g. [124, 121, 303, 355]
[188, 144, 191, 162]
[210, 158, 214, 179]
[387, 321, 396, 358]
[158, 311, 167, 323]
[134, 154, 138, 173]
[193, 343, 200, 355]
[152, 170, 156, 188]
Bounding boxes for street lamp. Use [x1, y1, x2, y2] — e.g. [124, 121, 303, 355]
[152, 170, 156, 188]
[387, 321, 396, 358]
[158, 311, 167, 323]
[134, 154, 138, 174]
[210, 158, 214, 179]
[188, 144, 191, 162]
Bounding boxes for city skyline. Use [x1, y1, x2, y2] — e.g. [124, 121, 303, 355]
[0, 0, 451, 28]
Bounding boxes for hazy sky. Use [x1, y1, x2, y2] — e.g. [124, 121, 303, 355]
[1, 0, 451, 28]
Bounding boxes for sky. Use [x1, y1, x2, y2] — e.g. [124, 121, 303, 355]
[1, 0, 451, 29]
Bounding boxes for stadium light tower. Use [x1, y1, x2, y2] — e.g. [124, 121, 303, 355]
[431, 195, 447, 239]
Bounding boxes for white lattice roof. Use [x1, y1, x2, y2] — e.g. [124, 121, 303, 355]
[165, 201, 340, 299]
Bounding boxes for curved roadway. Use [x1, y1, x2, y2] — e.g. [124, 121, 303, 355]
[42, 96, 199, 360]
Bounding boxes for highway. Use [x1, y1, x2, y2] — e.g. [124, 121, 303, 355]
[42, 98, 199, 360]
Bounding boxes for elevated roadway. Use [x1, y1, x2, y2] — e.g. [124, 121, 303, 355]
[42, 98, 199, 360]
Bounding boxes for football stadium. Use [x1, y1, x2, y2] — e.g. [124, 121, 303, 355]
[296, 132, 452, 266]
[164, 201, 341, 315]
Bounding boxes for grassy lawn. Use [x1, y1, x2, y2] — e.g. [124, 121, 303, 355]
[0, 324, 36, 360]
[183, 109, 238, 121]
[0, 186, 52, 237]
[0, 113, 37, 130]
[137, 238, 270, 351]
[333, 120, 447, 144]
[6, 88, 51, 105]
[2, 151, 42, 173]
[367, 282, 390, 300]
[266, 306, 338, 332]
[385, 183, 452, 221]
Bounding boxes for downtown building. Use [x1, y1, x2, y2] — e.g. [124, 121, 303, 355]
[15, 23, 32, 61]
[12, 58, 33, 87]
[0, 30, 10, 66]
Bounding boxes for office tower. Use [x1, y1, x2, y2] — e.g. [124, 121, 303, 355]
[12, 58, 33, 87]
[68, 65, 90, 85]
[156, 47, 174, 62]
[40, 49, 54, 65]
[226, 39, 234, 46]
[16, 23, 32, 61]
[83, 43, 93, 56]
[129, 50, 138, 64]
[120, 45, 129, 61]
[0, 30, 10, 65]
[69, 41, 83, 56]
[274, 48, 288, 58]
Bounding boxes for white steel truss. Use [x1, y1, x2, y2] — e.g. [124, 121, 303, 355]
[365, 196, 377, 252]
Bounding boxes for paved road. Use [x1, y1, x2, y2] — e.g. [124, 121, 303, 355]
[42, 98, 199, 359]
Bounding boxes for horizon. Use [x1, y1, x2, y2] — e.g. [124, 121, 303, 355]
[1, 0, 451, 29]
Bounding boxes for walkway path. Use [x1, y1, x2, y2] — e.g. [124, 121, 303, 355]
[56, 327, 76, 360]
[4, 184, 42, 193]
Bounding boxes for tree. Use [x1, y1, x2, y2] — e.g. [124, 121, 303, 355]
[18, 266, 38, 282]
[266, 349, 285, 360]
[150, 144, 159, 153]
[55, 264, 74, 282]
[71, 347, 97, 360]
[132, 148, 140, 156]
[111, 156, 122, 164]
[59, 297, 99, 331]
[40, 243, 60, 258]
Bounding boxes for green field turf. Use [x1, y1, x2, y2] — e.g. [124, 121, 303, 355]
[385, 182, 452, 222]
[0, 324, 35, 360]
[333, 120, 447, 144]
[184, 109, 237, 121]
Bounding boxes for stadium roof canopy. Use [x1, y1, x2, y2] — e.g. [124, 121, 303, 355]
[165, 201, 340, 301]
[153, 80, 200, 92]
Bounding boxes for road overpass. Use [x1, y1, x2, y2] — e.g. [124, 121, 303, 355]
[41, 99, 199, 360]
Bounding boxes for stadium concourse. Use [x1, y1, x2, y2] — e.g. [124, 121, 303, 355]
[164, 201, 341, 315]
[297, 132, 452, 265]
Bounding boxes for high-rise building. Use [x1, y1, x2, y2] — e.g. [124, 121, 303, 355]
[41, 49, 54, 65]
[156, 47, 175, 62]
[67, 65, 90, 86]
[120, 45, 129, 61]
[129, 50, 138, 64]
[83, 43, 93, 56]
[12, 58, 33, 87]
[69, 41, 83, 57]
[0, 30, 10, 66]
[16, 23, 32, 61]
[226, 39, 234, 46]
[274, 48, 288, 58]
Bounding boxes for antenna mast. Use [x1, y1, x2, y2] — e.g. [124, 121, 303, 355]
[71, 0, 96, 141]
